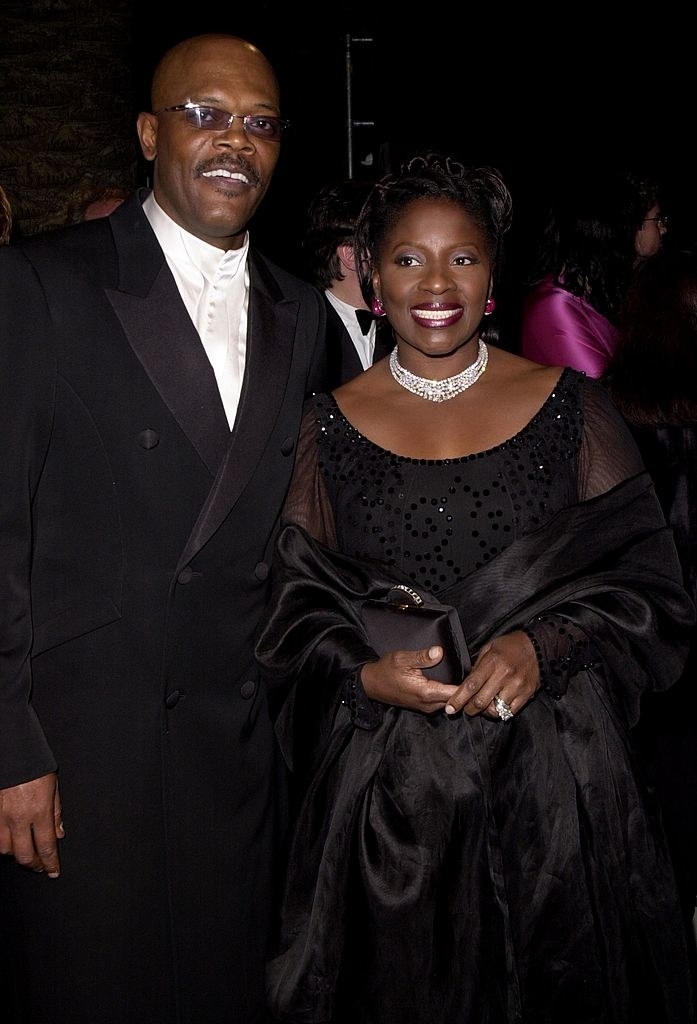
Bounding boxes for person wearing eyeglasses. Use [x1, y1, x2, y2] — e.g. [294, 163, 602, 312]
[517, 165, 668, 378]
[0, 32, 326, 1024]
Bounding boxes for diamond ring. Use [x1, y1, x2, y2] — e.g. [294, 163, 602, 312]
[492, 695, 514, 722]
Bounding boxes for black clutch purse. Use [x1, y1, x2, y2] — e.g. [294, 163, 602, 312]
[361, 584, 470, 683]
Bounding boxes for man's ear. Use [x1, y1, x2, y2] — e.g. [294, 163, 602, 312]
[337, 243, 357, 274]
[136, 111, 158, 162]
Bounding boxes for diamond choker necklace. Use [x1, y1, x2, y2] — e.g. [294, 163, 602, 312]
[389, 340, 488, 403]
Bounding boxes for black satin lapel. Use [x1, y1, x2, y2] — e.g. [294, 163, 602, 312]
[106, 265, 229, 476]
[177, 289, 299, 566]
[324, 301, 363, 389]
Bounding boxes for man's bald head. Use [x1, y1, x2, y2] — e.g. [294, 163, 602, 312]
[137, 32, 284, 249]
[150, 34, 279, 113]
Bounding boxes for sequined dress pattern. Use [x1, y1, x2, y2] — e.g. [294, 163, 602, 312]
[314, 371, 580, 590]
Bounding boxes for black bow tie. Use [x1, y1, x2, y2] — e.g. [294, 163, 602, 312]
[355, 308, 377, 335]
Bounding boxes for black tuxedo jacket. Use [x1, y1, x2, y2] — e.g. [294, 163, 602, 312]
[324, 296, 364, 387]
[0, 190, 327, 1023]
[323, 295, 394, 388]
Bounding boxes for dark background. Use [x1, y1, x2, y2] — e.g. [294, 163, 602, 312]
[3, 3, 695, 296]
[131, 8, 697, 268]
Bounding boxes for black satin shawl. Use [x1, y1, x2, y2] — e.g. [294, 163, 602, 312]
[258, 471, 693, 768]
[256, 472, 695, 1023]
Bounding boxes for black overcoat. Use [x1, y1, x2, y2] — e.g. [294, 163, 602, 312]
[0, 190, 327, 1024]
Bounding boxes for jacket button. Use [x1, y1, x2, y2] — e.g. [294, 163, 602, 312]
[254, 562, 269, 581]
[280, 437, 295, 457]
[165, 690, 182, 708]
[177, 567, 193, 584]
[137, 429, 160, 450]
[240, 680, 256, 700]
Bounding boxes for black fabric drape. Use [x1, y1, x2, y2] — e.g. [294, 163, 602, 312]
[256, 473, 695, 1023]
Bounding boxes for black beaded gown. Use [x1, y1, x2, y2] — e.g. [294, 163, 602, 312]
[256, 367, 695, 1024]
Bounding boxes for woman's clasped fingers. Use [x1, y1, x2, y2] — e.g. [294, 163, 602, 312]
[445, 630, 540, 719]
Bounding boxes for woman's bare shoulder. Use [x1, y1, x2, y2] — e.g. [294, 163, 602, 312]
[489, 345, 566, 394]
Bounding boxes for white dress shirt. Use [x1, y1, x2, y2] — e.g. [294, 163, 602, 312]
[143, 193, 249, 430]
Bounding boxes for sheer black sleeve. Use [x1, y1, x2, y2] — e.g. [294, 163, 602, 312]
[282, 400, 337, 548]
[523, 375, 674, 700]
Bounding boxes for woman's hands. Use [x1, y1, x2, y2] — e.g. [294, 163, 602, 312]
[446, 630, 541, 719]
[360, 630, 541, 720]
[360, 645, 459, 714]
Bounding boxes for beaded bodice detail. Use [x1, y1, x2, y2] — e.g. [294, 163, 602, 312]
[314, 368, 583, 596]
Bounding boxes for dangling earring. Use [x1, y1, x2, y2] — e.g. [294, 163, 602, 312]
[371, 296, 385, 316]
[484, 297, 496, 315]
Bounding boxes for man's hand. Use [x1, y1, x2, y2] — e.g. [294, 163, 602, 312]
[0, 773, 63, 877]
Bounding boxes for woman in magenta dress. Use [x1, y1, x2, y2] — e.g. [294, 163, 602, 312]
[519, 166, 667, 377]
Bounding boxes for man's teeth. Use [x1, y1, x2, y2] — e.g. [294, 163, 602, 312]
[203, 169, 248, 181]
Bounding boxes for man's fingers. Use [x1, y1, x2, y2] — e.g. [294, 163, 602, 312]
[7, 823, 60, 876]
[53, 787, 65, 838]
[0, 774, 62, 876]
[33, 824, 61, 877]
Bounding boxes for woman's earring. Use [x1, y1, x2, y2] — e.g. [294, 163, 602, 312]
[484, 297, 496, 315]
[371, 297, 385, 316]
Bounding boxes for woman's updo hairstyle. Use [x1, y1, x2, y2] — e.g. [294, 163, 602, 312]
[353, 151, 513, 306]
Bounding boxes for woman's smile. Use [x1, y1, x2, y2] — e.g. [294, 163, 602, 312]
[410, 303, 464, 328]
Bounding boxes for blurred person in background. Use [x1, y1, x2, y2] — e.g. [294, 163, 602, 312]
[303, 177, 394, 386]
[0, 184, 13, 244]
[605, 244, 697, 1008]
[518, 165, 667, 377]
[65, 180, 129, 223]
